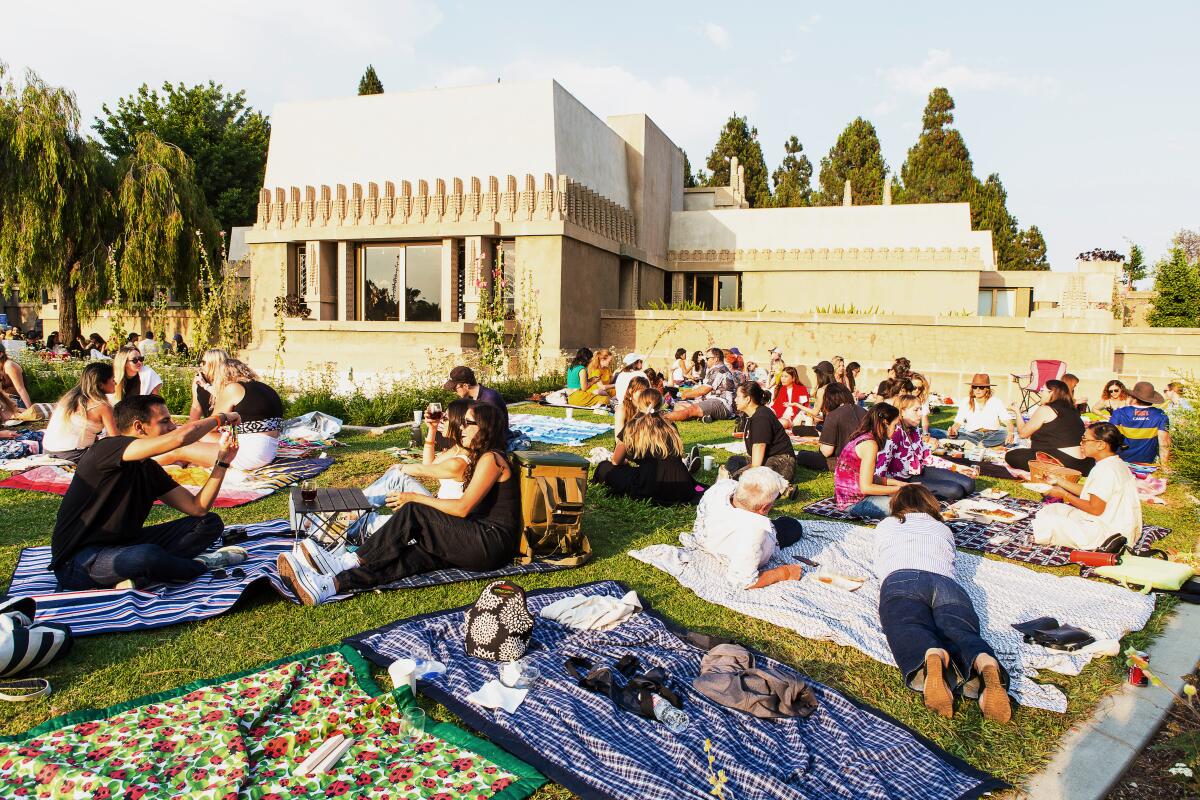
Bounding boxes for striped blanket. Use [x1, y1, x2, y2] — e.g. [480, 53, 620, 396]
[0, 456, 332, 508]
[348, 580, 1007, 800]
[509, 413, 613, 446]
[5, 520, 573, 635]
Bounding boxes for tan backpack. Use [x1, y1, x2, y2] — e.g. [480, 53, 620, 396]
[510, 450, 592, 567]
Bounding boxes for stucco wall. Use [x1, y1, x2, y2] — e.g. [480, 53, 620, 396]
[740, 269, 981, 315]
[552, 83, 631, 208]
[606, 113, 684, 267]
[557, 237, 620, 349]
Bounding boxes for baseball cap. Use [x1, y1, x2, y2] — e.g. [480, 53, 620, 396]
[443, 365, 477, 390]
[729, 347, 742, 356]
[623, 352, 646, 367]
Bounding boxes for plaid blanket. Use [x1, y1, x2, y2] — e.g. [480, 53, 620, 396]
[347, 580, 1007, 800]
[802, 495, 1171, 571]
[630, 522, 1155, 713]
[5, 520, 573, 635]
[509, 413, 612, 446]
[0, 456, 332, 508]
[0, 646, 544, 799]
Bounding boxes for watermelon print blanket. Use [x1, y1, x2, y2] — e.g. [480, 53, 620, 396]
[0, 646, 544, 800]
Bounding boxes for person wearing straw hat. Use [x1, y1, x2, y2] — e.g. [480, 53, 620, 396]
[1109, 381, 1171, 466]
[942, 374, 1013, 447]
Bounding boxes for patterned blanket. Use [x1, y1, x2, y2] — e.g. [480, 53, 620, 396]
[508, 413, 612, 446]
[0, 457, 333, 508]
[347, 580, 1007, 800]
[5, 520, 573, 635]
[0, 646, 544, 799]
[802, 495, 1171, 570]
[630, 522, 1156, 713]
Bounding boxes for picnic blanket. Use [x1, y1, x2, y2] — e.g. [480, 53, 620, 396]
[508, 412, 612, 446]
[5, 520, 574, 635]
[802, 495, 1171, 570]
[0, 645, 544, 799]
[275, 434, 342, 459]
[630, 522, 1156, 713]
[347, 580, 1007, 800]
[0, 456, 333, 508]
[0, 430, 41, 461]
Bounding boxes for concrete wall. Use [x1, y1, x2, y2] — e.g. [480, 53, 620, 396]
[740, 269, 981, 315]
[599, 310, 1200, 405]
[552, 83, 631, 208]
[638, 262, 667, 307]
[37, 307, 197, 341]
[606, 113, 684, 267]
[557, 237, 620, 349]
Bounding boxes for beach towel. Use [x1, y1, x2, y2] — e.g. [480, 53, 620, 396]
[802, 495, 1171, 570]
[0, 645, 544, 799]
[347, 580, 1007, 800]
[0, 456, 333, 508]
[508, 413, 612, 446]
[630, 522, 1155, 713]
[5, 520, 574, 635]
[275, 434, 342, 459]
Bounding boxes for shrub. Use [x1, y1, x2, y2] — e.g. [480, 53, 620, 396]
[1171, 404, 1200, 491]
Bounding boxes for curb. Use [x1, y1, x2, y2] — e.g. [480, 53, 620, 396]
[1022, 601, 1200, 799]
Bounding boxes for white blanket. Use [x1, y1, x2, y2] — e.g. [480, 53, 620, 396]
[539, 590, 642, 631]
[630, 520, 1155, 712]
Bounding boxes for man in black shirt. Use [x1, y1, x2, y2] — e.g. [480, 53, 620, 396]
[51, 395, 246, 590]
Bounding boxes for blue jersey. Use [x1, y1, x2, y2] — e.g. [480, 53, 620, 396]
[1109, 405, 1169, 463]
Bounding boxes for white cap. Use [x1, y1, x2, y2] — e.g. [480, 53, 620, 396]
[623, 352, 646, 366]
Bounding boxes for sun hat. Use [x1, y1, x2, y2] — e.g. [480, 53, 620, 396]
[967, 373, 995, 387]
[1127, 381, 1165, 404]
[622, 352, 646, 367]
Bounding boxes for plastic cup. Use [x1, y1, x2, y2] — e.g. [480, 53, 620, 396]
[564, 408, 574, 420]
[388, 658, 417, 695]
[402, 707, 426, 741]
[702, 455, 714, 471]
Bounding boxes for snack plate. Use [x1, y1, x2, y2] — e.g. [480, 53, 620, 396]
[949, 498, 1029, 524]
[979, 488, 1009, 500]
[1022, 482, 1053, 494]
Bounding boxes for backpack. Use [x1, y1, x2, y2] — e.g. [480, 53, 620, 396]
[511, 450, 592, 567]
[0, 597, 72, 701]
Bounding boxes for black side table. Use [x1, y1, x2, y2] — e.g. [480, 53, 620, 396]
[289, 487, 372, 550]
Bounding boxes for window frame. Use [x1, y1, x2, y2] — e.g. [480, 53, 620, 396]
[356, 241, 445, 322]
[684, 272, 741, 311]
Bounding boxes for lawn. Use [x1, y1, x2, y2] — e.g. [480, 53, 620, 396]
[0, 402, 1193, 796]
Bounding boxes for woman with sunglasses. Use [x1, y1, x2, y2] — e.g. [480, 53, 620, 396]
[1005, 379, 1093, 475]
[1097, 379, 1130, 415]
[108, 345, 163, 404]
[938, 374, 1013, 447]
[278, 403, 520, 604]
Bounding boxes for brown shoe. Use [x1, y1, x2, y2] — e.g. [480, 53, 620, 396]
[978, 663, 1012, 723]
[923, 653, 954, 718]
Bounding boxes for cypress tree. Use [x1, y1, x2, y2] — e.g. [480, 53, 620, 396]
[897, 88, 976, 204]
[703, 114, 772, 207]
[1015, 225, 1049, 270]
[813, 118, 888, 206]
[1147, 247, 1200, 327]
[771, 135, 814, 207]
[358, 65, 384, 96]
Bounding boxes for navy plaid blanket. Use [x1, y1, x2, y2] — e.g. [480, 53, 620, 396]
[802, 495, 1170, 571]
[347, 580, 1006, 800]
[5, 519, 572, 635]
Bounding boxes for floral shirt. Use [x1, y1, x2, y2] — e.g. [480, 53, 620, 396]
[882, 425, 930, 479]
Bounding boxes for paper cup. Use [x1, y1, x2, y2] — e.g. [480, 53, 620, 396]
[388, 658, 418, 695]
[565, 408, 574, 420]
[702, 455, 714, 471]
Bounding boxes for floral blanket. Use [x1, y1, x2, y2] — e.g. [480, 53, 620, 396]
[0, 646, 543, 799]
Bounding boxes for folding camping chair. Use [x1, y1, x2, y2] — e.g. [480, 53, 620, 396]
[1012, 359, 1066, 412]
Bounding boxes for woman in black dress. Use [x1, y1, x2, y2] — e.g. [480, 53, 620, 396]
[593, 388, 705, 505]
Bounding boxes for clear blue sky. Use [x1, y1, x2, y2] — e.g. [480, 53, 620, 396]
[5, 1, 1197, 271]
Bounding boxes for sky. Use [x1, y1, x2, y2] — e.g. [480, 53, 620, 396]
[4, 1, 1198, 272]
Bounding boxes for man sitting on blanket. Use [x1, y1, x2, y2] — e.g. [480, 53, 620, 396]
[688, 467, 805, 589]
[50, 395, 248, 590]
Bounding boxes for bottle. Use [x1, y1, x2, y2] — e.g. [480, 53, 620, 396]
[651, 694, 688, 734]
[410, 409, 425, 450]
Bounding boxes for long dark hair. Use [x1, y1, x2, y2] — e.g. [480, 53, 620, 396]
[812, 361, 834, 390]
[851, 402, 899, 447]
[569, 348, 592, 369]
[691, 350, 705, 376]
[445, 398, 474, 446]
[1045, 379, 1072, 406]
[889, 484, 943, 522]
[821, 382, 854, 416]
[737, 381, 770, 407]
[845, 361, 860, 392]
[462, 403, 508, 486]
[674, 348, 687, 360]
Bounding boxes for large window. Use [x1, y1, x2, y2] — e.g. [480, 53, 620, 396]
[359, 243, 443, 321]
[978, 288, 1016, 317]
[684, 273, 740, 311]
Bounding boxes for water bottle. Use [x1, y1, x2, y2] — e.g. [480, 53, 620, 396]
[651, 694, 689, 734]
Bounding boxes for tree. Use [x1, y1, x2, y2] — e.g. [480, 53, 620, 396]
[897, 88, 976, 204]
[683, 151, 698, 188]
[1174, 228, 1200, 265]
[93, 81, 270, 229]
[969, 173, 1023, 270]
[770, 135, 813, 207]
[1147, 247, 1200, 327]
[814, 117, 888, 206]
[358, 65, 384, 96]
[1013, 225, 1049, 271]
[1122, 242, 1148, 286]
[703, 114, 772, 207]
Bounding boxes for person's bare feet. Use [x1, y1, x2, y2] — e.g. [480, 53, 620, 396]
[923, 649, 954, 718]
[976, 654, 1012, 723]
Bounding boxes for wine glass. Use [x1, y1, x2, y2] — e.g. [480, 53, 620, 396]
[427, 402, 443, 423]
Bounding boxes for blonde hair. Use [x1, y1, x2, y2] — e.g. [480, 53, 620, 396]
[587, 348, 612, 375]
[969, 384, 993, 411]
[620, 376, 650, 423]
[111, 345, 144, 402]
[908, 371, 930, 404]
[622, 406, 683, 460]
[201, 348, 258, 400]
[893, 393, 921, 415]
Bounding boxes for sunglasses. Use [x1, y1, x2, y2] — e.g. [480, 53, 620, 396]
[1107, 388, 1122, 395]
[462, 419, 478, 427]
[971, 385, 989, 389]
[211, 567, 246, 579]
[128, 356, 144, 363]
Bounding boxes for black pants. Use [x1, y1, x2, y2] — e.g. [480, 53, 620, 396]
[726, 452, 796, 482]
[55, 512, 224, 590]
[905, 467, 977, 503]
[794, 449, 831, 473]
[1005, 447, 1094, 476]
[337, 503, 517, 592]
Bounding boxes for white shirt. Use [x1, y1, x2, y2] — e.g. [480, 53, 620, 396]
[106, 364, 163, 404]
[614, 369, 647, 409]
[954, 396, 1010, 431]
[689, 480, 777, 589]
[873, 512, 957, 580]
[1080, 455, 1142, 540]
[139, 338, 160, 356]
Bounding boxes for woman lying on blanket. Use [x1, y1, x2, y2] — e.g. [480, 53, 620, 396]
[167, 349, 285, 471]
[42, 362, 118, 462]
[1005, 379, 1094, 476]
[1030, 422, 1141, 552]
[592, 389, 705, 505]
[875, 484, 1012, 722]
[279, 403, 520, 605]
[833, 403, 907, 520]
[882, 394, 976, 503]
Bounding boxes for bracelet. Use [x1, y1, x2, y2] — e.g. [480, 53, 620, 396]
[215, 460, 232, 469]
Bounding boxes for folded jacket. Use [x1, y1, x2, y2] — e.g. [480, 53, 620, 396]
[692, 643, 818, 719]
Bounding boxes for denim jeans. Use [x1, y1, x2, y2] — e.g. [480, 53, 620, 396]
[55, 512, 224, 590]
[878, 569, 1008, 698]
[847, 495, 890, 519]
[340, 466, 433, 540]
[958, 429, 1008, 447]
[907, 467, 977, 503]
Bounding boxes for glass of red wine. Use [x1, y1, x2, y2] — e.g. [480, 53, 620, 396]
[427, 402, 443, 424]
[300, 479, 317, 505]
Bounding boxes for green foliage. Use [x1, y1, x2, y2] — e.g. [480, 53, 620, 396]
[703, 114, 772, 207]
[643, 298, 707, 311]
[683, 151, 698, 189]
[474, 254, 509, 381]
[1014, 225, 1049, 271]
[813, 303, 883, 315]
[897, 88, 975, 204]
[770, 135, 813, 207]
[970, 173, 1022, 270]
[513, 264, 544, 381]
[358, 66, 384, 96]
[192, 231, 251, 355]
[1148, 247, 1200, 327]
[1172, 402, 1200, 491]
[93, 81, 270, 228]
[814, 117, 888, 206]
[1124, 242, 1149, 286]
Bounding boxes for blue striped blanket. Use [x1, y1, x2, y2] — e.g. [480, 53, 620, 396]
[509, 413, 612, 446]
[347, 580, 1006, 800]
[4, 519, 571, 635]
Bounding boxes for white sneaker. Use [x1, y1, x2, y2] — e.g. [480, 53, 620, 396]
[298, 538, 358, 576]
[277, 552, 336, 606]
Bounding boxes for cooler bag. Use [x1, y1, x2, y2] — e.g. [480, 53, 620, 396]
[511, 450, 592, 567]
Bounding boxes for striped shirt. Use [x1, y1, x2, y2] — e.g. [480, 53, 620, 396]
[1109, 404, 1169, 464]
[873, 512, 957, 580]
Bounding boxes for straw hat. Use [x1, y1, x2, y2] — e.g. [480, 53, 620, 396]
[1127, 381, 1164, 404]
[967, 373, 995, 387]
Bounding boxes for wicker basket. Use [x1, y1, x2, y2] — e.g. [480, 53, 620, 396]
[1030, 456, 1082, 486]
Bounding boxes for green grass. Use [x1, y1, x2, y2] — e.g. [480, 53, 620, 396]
[0, 404, 1195, 796]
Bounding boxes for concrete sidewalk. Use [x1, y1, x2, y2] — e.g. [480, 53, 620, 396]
[1023, 601, 1200, 799]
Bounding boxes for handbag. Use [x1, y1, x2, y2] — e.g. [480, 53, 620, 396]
[1029, 452, 1082, 485]
[1093, 554, 1195, 594]
[463, 581, 535, 661]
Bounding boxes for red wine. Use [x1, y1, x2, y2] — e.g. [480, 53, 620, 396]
[301, 488, 317, 504]
[428, 411, 443, 422]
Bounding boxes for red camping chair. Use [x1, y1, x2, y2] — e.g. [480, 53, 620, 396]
[1012, 359, 1066, 412]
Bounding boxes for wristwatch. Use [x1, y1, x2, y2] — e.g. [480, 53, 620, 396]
[215, 460, 232, 469]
